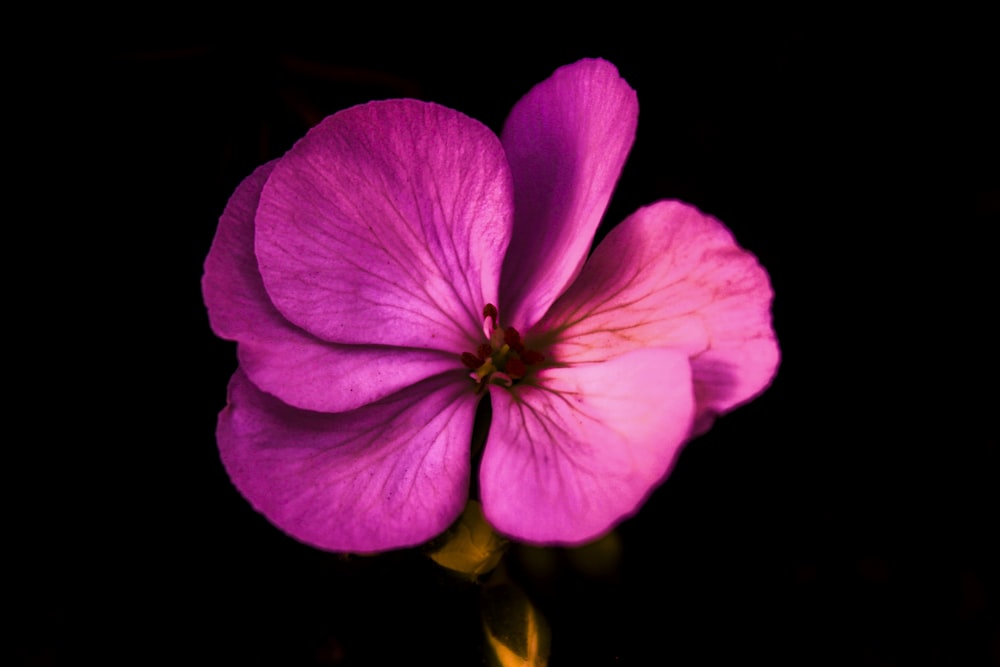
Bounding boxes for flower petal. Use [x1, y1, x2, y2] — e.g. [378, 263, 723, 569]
[534, 201, 779, 432]
[480, 349, 694, 545]
[499, 59, 638, 331]
[202, 161, 457, 413]
[255, 100, 513, 353]
[217, 369, 478, 553]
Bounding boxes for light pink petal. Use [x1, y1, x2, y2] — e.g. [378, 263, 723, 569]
[534, 200, 779, 432]
[203, 161, 456, 413]
[499, 59, 638, 331]
[480, 349, 694, 545]
[255, 100, 512, 353]
[218, 369, 478, 553]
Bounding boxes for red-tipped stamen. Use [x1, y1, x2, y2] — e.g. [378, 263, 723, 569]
[506, 358, 526, 380]
[503, 327, 521, 347]
[461, 352, 482, 369]
[483, 303, 498, 326]
[463, 304, 548, 389]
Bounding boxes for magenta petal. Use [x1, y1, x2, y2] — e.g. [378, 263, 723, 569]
[203, 161, 456, 412]
[203, 160, 280, 342]
[480, 350, 694, 545]
[218, 369, 478, 553]
[255, 100, 513, 352]
[237, 343, 457, 414]
[499, 59, 638, 330]
[536, 201, 779, 431]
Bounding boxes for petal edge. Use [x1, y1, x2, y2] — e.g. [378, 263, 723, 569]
[203, 160, 457, 413]
[535, 200, 779, 432]
[255, 100, 513, 353]
[499, 59, 638, 331]
[218, 370, 478, 553]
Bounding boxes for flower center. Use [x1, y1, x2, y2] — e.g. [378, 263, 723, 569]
[461, 304, 545, 392]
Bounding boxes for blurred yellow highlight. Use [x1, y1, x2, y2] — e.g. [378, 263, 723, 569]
[482, 583, 551, 667]
[428, 500, 507, 578]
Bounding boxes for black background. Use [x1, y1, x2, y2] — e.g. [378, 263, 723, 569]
[18, 14, 997, 665]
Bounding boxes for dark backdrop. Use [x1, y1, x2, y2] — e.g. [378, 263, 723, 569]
[18, 16, 996, 665]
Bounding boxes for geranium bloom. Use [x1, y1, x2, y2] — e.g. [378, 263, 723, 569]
[203, 59, 778, 553]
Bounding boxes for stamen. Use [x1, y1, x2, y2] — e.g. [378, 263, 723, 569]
[474, 358, 495, 381]
[482, 304, 498, 337]
[461, 352, 483, 370]
[506, 358, 526, 380]
[490, 327, 506, 350]
[491, 372, 513, 388]
[503, 327, 521, 348]
[462, 304, 547, 391]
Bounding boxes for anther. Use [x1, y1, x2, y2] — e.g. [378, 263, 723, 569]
[461, 352, 482, 370]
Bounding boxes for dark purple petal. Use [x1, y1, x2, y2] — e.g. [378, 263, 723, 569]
[256, 100, 513, 353]
[535, 201, 779, 432]
[499, 59, 638, 331]
[480, 350, 694, 545]
[217, 369, 478, 553]
[203, 161, 456, 413]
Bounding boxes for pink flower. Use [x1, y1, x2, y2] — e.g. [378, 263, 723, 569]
[203, 59, 778, 553]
